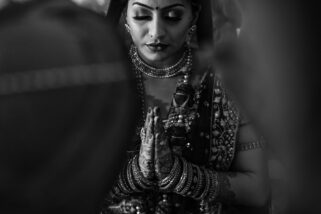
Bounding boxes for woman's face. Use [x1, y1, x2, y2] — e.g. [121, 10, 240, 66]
[126, 0, 196, 66]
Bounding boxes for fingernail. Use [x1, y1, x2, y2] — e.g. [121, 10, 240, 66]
[154, 106, 160, 114]
[154, 116, 159, 123]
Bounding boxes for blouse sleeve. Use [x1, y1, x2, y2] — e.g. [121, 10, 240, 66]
[209, 74, 240, 171]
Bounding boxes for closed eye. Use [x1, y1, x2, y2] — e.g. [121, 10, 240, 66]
[163, 10, 183, 22]
[133, 16, 152, 21]
[164, 16, 182, 22]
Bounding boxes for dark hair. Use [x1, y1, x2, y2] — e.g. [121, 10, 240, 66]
[123, 0, 200, 14]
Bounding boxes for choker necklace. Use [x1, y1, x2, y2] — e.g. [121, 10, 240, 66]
[130, 45, 192, 79]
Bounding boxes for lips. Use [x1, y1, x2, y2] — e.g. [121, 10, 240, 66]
[146, 43, 169, 52]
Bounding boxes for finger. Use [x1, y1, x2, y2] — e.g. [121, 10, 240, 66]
[144, 107, 152, 128]
[153, 106, 161, 118]
[154, 133, 161, 160]
[153, 116, 162, 135]
[148, 135, 155, 151]
[153, 107, 162, 132]
[147, 135, 155, 163]
[146, 115, 154, 141]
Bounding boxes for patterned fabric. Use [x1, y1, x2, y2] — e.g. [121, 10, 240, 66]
[103, 66, 240, 214]
[209, 74, 239, 171]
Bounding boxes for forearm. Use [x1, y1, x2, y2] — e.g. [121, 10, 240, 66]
[216, 171, 269, 206]
[158, 157, 269, 207]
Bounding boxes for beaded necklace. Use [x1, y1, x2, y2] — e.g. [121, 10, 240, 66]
[130, 45, 192, 79]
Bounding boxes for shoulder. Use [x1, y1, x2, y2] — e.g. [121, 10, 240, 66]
[212, 73, 264, 153]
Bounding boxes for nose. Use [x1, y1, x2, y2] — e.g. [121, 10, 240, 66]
[148, 15, 165, 40]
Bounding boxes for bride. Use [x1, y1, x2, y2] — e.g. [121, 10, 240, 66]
[102, 0, 268, 213]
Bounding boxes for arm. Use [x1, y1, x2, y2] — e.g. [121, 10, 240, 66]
[215, 123, 269, 206]
[157, 124, 269, 207]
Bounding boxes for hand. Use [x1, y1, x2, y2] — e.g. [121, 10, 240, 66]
[138, 108, 155, 179]
[153, 107, 174, 180]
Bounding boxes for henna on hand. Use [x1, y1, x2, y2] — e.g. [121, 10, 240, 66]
[153, 107, 174, 180]
[138, 108, 155, 179]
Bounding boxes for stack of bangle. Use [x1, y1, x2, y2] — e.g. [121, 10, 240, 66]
[126, 158, 142, 193]
[180, 163, 195, 195]
[110, 155, 220, 203]
[196, 169, 211, 200]
[170, 158, 219, 202]
[174, 158, 188, 193]
[159, 156, 182, 191]
[110, 162, 134, 198]
[132, 154, 155, 190]
[190, 166, 204, 198]
[111, 155, 155, 199]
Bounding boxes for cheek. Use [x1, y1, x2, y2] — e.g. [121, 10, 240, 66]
[168, 24, 189, 44]
[129, 22, 149, 42]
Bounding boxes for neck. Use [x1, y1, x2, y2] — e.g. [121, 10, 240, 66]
[138, 46, 186, 69]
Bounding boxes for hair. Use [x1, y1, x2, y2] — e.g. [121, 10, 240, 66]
[123, 0, 201, 16]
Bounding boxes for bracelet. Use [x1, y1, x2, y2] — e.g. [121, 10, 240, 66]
[185, 164, 199, 197]
[174, 158, 188, 193]
[194, 167, 206, 199]
[179, 162, 194, 195]
[126, 158, 142, 193]
[196, 168, 211, 200]
[118, 167, 133, 194]
[191, 165, 203, 198]
[159, 157, 182, 191]
[132, 155, 154, 189]
[112, 185, 129, 198]
[159, 156, 179, 186]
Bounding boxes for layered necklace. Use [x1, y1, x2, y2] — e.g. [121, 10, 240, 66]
[130, 45, 192, 79]
[130, 44, 194, 137]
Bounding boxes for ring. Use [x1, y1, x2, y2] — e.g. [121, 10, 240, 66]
[140, 127, 146, 140]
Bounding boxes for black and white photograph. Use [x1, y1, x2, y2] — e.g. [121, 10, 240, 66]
[0, 0, 320, 214]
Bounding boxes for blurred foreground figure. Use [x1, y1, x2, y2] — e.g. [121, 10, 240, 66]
[0, 1, 138, 213]
[213, 0, 321, 213]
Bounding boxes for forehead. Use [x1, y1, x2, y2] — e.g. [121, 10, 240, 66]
[128, 0, 189, 8]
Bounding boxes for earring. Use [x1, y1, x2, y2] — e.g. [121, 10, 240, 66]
[189, 25, 197, 34]
[186, 25, 197, 46]
[125, 23, 131, 34]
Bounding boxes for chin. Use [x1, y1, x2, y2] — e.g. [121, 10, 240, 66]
[141, 49, 169, 64]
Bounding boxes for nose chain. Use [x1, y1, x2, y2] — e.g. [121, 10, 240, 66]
[130, 45, 192, 79]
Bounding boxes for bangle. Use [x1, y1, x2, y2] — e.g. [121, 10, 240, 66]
[191, 165, 203, 198]
[118, 166, 133, 194]
[174, 158, 188, 193]
[159, 156, 179, 186]
[112, 185, 129, 198]
[196, 168, 210, 200]
[126, 158, 142, 192]
[179, 162, 194, 195]
[132, 155, 154, 189]
[185, 164, 199, 197]
[159, 157, 182, 191]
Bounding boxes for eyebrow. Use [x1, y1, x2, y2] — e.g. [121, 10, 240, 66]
[132, 2, 185, 10]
